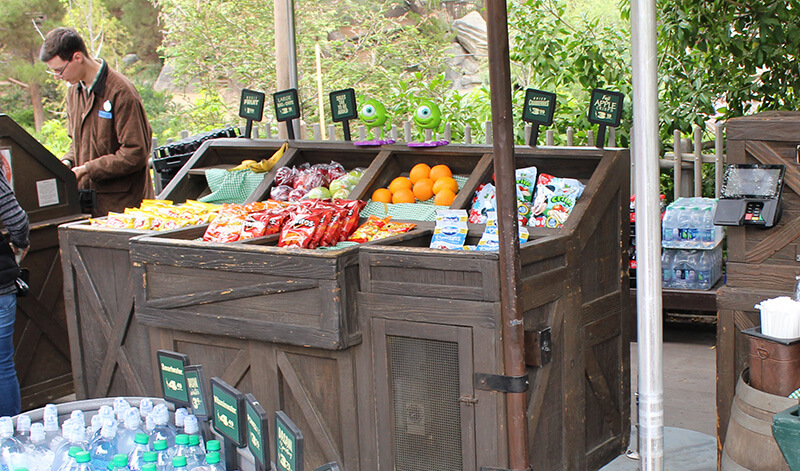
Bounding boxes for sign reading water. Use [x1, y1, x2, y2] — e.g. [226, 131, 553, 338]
[210, 377, 245, 447]
[156, 350, 190, 407]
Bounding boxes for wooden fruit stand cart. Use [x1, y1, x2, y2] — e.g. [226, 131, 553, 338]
[0, 114, 85, 409]
[716, 112, 800, 453]
[90, 140, 633, 470]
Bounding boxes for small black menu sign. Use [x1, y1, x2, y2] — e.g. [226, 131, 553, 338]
[274, 89, 301, 122]
[313, 464, 340, 471]
[210, 377, 245, 447]
[245, 394, 271, 470]
[522, 88, 556, 126]
[156, 350, 190, 407]
[275, 411, 304, 471]
[588, 89, 624, 127]
[239, 89, 266, 122]
[329, 89, 357, 122]
[185, 365, 208, 419]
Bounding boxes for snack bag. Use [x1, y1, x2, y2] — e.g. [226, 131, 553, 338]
[373, 222, 416, 241]
[348, 215, 389, 243]
[515, 166, 538, 202]
[529, 173, 585, 228]
[203, 216, 245, 243]
[430, 209, 468, 250]
[339, 200, 366, 241]
[279, 212, 321, 248]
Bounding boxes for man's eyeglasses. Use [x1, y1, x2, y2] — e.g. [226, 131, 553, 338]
[46, 56, 72, 77]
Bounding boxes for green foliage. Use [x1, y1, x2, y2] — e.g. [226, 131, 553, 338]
[35, 119, 71, 156]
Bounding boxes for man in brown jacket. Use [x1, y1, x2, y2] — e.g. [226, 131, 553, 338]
[40, 27, 154, 216]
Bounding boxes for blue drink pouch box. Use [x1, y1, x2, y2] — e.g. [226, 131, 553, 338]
[431, 209, 468, 249]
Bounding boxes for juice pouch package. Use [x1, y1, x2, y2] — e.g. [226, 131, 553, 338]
[515, 166, 538, 202]
[476, 211, 530, 251]
[430, 209, 468, 250]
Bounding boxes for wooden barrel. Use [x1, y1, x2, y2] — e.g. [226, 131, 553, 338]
[722, 369, 794, 470]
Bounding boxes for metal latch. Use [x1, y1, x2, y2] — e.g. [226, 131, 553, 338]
[474, 373, 529, 393]
[525, 326, 552, 367]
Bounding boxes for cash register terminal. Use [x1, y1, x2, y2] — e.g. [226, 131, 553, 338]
[713, 164, 785, 228]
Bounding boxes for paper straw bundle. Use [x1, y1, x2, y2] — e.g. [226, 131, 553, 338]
[756, 296, 800, 339]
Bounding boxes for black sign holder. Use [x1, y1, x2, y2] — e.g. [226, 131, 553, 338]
[239, 89, 266, 139]
[587, 88, 624, 148]
[156, 350, 191, 408]
[314, 463, 341, 471]
[245, 394, 272, 471]
[521, 88, 556, 147]
[275, 411, 304, 471]
[185, 365, 210, 440]
[210, 378, 245, 471]
[273, 89, 301, 140]
[329, 88, 358, 141]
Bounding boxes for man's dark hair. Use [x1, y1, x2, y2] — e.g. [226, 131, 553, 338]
[39, 27, 89, 62]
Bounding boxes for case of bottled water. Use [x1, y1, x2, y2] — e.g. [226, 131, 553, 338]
[661, 241, 723, 290]
[661, 197, 724, 249]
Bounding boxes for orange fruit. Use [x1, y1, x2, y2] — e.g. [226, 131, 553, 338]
[392, 188, 416, 204]
[434, 189, 456, 206]
[429, 164, 452, 182]
[409, 163, 431, 184]
[388, 176, 413, 194]
[372, 188, 392, 203]
[412, 178, 434, 201]
[432, 176, 458, 195]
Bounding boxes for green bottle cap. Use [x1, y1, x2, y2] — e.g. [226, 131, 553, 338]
[68, 446, 82, 457]
[172, 456, 187, 467]
[206, 439, 221, 451]
[142, 465, 157, 471]
[175, 434, 189, 445]
[112, 454, 129, 466]
[134, 432, 149, 445]
[75, 451, 91, 464]
[188, 435, 200, 446]
[13, 468, 28, 471]
[153, 440, 167, 451]
[143, 451, 158, 463]
[206, 451, 220, 464]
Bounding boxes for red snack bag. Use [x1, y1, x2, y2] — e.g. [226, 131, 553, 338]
[373, 221, 417, 241]
[348, 215, 389, 243]
[339, 200, 366, 241]
[308, 210, 331, 249]
[321, 208, 346, 247]
[203, 216, 245, 243]
[263, 211, 288, 235]
[240, 213, 268, 240]
[279, 212, 321, 248]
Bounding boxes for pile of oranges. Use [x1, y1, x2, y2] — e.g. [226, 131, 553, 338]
[372, 164, 458, 206]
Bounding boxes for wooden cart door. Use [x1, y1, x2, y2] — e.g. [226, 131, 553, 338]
[372, 318, 476, 471]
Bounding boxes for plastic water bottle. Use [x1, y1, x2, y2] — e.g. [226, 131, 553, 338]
[151, 441, 169, 469]
[74, 451, 93, 471]
[25, 423, 53, 471]
[89, 407, 115, 445]
[55, 446, 82, 471]
[695, 250, 714, 289]
[138, 401, 154, 422]
[0, 418, 24, 471]
[147, 406, 175, 449]
[204, 441, 222, 467]
[110, 454, 131, 471]
[127, 434, 150, 471]
[15, 416, 30, 447]
[88, 422, 117, 470]
[661, 250, 675, 288]
[173, 411, 187, 437]
[193, 452, 224, 471]
[141, 451, 161, 471]
[118, 409, 145, 456]
[700, 207, 715, 245]
[169, 456, 187, 471]
[113, 400, 131, 420]
[661, 205, 677, 243]
[182, 417, 202, 450]
[43, 406, 62, 452]
[142, 465, 157, 471]
[186, 435, 204, 468]
[166, 435, 190, 464]
[671, 250, 695, 289]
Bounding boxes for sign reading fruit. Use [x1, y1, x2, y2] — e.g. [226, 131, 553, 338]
[239, 89, 266, 122]
[156, 350, 190, 407]
[210, 377, 245, 447]
[371, 163, 459, 207]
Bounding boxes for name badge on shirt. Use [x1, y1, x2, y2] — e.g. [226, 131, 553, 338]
[99, 99, 113, 119]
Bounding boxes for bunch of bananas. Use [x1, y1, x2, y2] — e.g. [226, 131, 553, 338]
[228, 142, 288, 173]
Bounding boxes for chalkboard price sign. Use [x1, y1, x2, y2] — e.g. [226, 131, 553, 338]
[239, 89, 266, 122]
[156, 350, 190, 407]
[329, 89, 357, 122]
[522, 89, 556, 126]
[588, 89, 624, 127]
[245, 394, 271, 470]
[185, 365, 208, 419]
[273, 89, 301, 122]
[210, 378, 245, 447]
[275, 411, 304, 471]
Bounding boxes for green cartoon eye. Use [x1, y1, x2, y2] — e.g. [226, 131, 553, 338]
[361, 104, 376, 118]
[416, 105, 432, 120]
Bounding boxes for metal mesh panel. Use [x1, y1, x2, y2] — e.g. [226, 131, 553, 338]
[388, 335, 463, 471]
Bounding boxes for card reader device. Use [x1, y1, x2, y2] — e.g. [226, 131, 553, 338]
[713, 164, 785, 228]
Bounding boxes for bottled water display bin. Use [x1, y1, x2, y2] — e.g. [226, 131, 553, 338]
[662, 241, 723, 290]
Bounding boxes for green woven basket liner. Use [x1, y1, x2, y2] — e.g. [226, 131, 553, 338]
[198, 168, 265, 205]
[361, 175, 469, 221]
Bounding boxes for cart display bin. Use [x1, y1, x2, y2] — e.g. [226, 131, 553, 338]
[130, 224, 426, 350]
[717, 112, 800, 452]
[58, 220, 157, 400]
[0, 114, 85, 408]
[355, 146, 631, 470]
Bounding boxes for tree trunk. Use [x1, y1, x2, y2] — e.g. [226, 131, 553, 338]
[29, 82, 44, 133]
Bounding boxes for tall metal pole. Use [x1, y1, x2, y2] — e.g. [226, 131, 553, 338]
[486, 1, 530, 470]
[631, 0, 664, 469]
